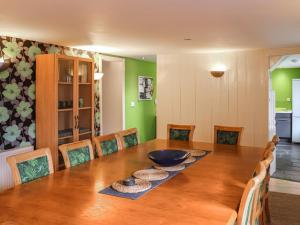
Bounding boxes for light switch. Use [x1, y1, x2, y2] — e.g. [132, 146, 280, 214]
[130, 101, 136, 107]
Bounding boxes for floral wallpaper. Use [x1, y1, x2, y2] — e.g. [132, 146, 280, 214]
[0, 36, 101, 150]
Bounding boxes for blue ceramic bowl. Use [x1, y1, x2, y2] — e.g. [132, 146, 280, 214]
[148, 150, 190, 167]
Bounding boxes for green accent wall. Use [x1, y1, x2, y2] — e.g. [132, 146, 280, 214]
[272, 68, 300, 110]
[125, 58, 156, 143]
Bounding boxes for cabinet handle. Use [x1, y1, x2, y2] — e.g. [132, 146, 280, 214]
[74, 115, 79, 129]
[76, 115, 79, 129]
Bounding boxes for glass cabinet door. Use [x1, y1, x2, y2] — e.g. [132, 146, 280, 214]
[78, 60, 94, 140]
[57, 58, 75, 145]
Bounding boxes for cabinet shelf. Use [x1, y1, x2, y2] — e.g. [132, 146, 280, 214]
[79, 131, 92, 136]
[79, 82, 92, 85]
[58, 82, 73, 85]
[58, 108, 73, 112]
[58, 135, 73, 140]
[79, 107, 91, 110]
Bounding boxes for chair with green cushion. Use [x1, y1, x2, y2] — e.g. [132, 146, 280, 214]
[167, 124, 195, 141]
[117, 128, 139, 149]
[214, 125, 244, 145]
[6, 148, 54, 186]
[228, 162, 267, 225]
[93, 133, 121, 156]
[59, 139, 94, 168]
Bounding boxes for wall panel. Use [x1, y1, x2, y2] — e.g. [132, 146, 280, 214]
[157, 50, 269, 147]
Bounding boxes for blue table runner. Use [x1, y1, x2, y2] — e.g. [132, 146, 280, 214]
[99, 151, 210, 200]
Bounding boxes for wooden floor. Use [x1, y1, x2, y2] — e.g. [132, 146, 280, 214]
[270, 178, 300, 195]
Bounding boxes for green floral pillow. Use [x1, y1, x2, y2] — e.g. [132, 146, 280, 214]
[216, 130, 239, 145]
[169, 129, 190, 141]
[100, 138, 119, 155]
[123, 133, 138, 148]
[17, 156, 50, 184]
[67, 146, 91, 167]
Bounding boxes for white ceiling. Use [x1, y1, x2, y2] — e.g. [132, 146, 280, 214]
[1, 0, 300, 61]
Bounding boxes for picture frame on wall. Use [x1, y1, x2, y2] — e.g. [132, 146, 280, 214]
[138, 76, 153, 100]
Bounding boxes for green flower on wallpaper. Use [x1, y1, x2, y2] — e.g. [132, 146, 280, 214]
[28, 123, 35, 138]
[27, 83, 35, 100]
[3, 125, 21, 142]
[27, 45, 41, 61]
[16, 61, 33, 78]
[95, 112, 101, 125]
[95, 80, 100, 93]
[20, 141, 32, 147]
[3, 83, 21, 100]
[0, 70, 9, 80]
[17, 101, 33, 118]
[2, 40, 21, 59]
[79, 52, 90, 58]
[93, 53, 101, 67]
[0, 106, 9, 123]
[64, 48, 75, 57]
[46, 45, 61, 54]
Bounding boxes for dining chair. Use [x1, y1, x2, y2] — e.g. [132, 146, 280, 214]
[6, 148, 54, 185]
[214, 125, 244, 145]
[93, 133, 122, 156]
[59, 139, 94, 168]
[117, 128, 139, 149]
[260, 145, 275, 225]
[229, 162, 266, 225]
[167, 124, 195, 141]
[271, 135, 280, 146]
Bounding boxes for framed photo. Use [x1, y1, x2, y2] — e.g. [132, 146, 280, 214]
[138, 76, 153, 100]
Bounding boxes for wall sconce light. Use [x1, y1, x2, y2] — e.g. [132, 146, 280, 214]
[210, 64, 227, 78]
[94, 72, 104, 80]
[94, 54, 104, 80]
[210, 71, 225, 78]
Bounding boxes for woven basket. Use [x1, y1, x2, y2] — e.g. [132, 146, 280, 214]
[133, 169, 169, 181]
[182, 156, 196, 164]
[154, 164, 185, 172]
[112, 179, 151, 193]
[185, 150, 207, 157]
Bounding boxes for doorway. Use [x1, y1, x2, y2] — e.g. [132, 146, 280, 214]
[100, 56, 125, 135]
[269, 54, 300, 182]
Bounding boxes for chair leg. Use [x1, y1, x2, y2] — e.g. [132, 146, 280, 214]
[265, 198, 271, 224]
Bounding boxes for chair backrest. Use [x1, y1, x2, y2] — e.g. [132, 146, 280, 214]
[237, 162, 266, 225]
[59, 139, 94, 168]
[167, 124, 195, 141]
[116, 128, 139, 149]
[214, 125, 244, 145]
[271, 135, 280, 146]
[251, 152, 273, 225]
[6, 148, 54, 185]
[93, 133, 122, 156]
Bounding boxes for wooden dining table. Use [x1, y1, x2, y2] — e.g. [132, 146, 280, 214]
[0, 139, 263, 225]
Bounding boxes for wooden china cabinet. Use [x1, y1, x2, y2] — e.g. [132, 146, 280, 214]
[36, 54, 94, 170]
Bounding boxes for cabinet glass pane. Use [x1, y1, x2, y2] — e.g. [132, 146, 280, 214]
[78, 61, 92, 84]
[58, 58, 74, 142]
[58, 59, 74, 83]
[78, 109, 92, 136]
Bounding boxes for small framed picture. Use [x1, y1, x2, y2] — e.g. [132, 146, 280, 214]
[138, 76, 153, 100]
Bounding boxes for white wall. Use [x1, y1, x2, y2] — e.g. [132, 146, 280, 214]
[102, 59, 125, 134]
[156, 50, 269, 147]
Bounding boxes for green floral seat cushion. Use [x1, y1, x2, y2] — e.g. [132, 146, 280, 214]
[123, 133, 138, 148]
[100, 138, 119, 155]
[216, 130, 239, 145]
[169, 129, 190, 141]
[67, 146, 91, 167]
[16, 156, 50, 184]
